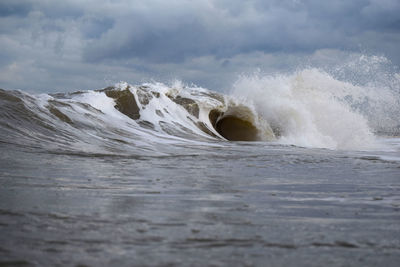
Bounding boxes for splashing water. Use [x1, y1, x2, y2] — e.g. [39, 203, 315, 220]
[231, 66, 399, 150]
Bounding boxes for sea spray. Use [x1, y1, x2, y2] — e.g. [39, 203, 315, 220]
[231, 68, 392, 150]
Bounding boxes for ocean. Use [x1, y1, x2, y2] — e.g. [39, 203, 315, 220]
[0, 68, 399, 266]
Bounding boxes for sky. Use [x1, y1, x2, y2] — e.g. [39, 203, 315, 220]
[0, 0, 399, 93]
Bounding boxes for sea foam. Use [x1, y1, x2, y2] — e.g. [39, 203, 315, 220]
[231, 67, 398, 150]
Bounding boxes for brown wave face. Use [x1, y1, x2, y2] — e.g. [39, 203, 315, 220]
[100, 86, 262, 141]
[102, 86, 140, 120]
[209, 105, 261, 141]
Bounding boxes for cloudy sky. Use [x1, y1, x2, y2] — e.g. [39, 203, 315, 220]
[0, 0, 399, 93]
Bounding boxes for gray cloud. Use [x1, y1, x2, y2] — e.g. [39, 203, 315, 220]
[0, 0, 34, 17]
[0, 0, 399, 93]
[82, 0, 400, 62]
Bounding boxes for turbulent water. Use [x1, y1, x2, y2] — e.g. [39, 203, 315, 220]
[1, 67, 400, 266]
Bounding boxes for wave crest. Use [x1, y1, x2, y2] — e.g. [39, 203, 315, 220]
[1, 67, 399, 153]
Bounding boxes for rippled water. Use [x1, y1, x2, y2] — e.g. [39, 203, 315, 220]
[1, 139, 400, 266]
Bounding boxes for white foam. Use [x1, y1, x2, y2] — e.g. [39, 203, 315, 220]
[136, 82, 223, 140]
[74, 90, 123, 118]
[231, 69, 381, 150]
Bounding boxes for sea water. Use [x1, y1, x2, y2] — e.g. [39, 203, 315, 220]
[0, 65, 399, 266]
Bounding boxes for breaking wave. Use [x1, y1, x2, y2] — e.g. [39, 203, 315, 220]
[232, 68, 399, 150]
[0, 67, 399, 154]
